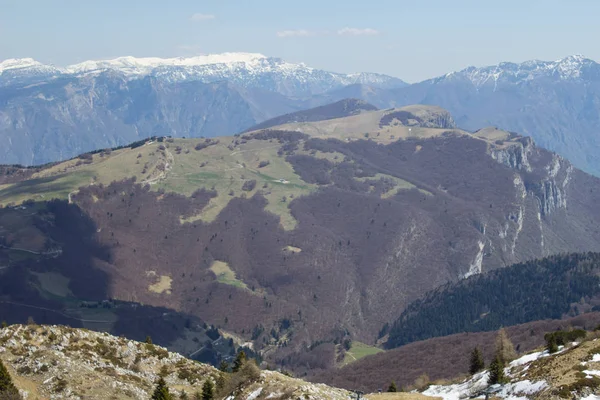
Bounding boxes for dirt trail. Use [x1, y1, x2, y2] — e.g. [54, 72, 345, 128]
[142, 147, 174, 185]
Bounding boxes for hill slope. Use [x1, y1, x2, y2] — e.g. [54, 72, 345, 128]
[385, 253, 600, 348]
[317, 313, 600, 392]
[244, 98, 378, 132]
[0, 324, 352, 399]
[2, 105, 600, 372]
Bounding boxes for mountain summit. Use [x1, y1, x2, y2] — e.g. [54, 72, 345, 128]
[438, 55, 600, 87]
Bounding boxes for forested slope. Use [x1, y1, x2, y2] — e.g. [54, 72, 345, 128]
[385, 253, 600, 348]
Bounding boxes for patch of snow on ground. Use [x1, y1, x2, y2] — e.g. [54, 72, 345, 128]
[581, 395, 600, 400]
[423, 371, 489, 400]
[499, 380, 548, 396]
[510, 351, 546, 367]
[247, 387, 263, 400]
[586, 354, 600, 363]
[584, 370, 600, 377]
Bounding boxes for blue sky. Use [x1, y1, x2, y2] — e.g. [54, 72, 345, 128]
[0, 0, 598, 82]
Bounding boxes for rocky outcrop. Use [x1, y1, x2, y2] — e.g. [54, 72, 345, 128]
[380, 105, 457, 129]
[490, 137, 533, 171]
[0, 324, 352, 400]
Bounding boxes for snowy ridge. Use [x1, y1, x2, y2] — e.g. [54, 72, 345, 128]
[438, 55, 600, 88]
[0, 58, 63, 75]
[0, 53, 405, 94]
[64, 53, 272, 75]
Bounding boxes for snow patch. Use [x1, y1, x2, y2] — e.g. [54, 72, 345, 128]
[247, 387, 263, 400]
[464, 241, 485, 278]
[586, 354, 600, 363]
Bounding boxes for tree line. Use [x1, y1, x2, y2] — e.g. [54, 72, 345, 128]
[385, 253, 600, 348]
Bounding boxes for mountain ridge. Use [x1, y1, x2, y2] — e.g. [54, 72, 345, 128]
[2, 106, 600, 374]
[0, 53, 407, 94]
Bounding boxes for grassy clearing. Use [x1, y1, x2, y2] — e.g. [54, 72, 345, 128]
[354, 173, 418, 198]
[167, 138, 316, 230]
[283, 246, 302, 253]
[0, 137, 316, 231]
[0, 170, 95, 205]
[148, 275, 172, 294]
[0, 144, 167, 206]
[32, 272, 73, 298]
[210, 261, 249, 290]
[341, 341, 383, 367]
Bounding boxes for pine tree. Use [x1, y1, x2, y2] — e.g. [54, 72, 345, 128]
[0, 359, 20, 398]
[469, 347, 485, 375]
[201, 379, 214, 400]
[145, 336, 153, 345]
[1, 321, 7, 329]
[488, 354, 507, 385]
[546, 335, 559, 354]
[218, 360, 229, 372]
[151, 377, 173, 400]
[232, 351, 246, 373]
[387, 382, 398, 392]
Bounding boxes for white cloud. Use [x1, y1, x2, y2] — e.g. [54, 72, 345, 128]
[337, 27, 380, 36]
[191, 13, 216, 22]
[276, 29, 317, 38]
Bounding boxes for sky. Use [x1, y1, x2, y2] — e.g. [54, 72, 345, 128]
[0, 0, 598, 82]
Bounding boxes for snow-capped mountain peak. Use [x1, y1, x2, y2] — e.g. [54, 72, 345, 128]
[64, 52, 271, 75]
[0, 58, 60, 74]
[439, 55, 599, 88]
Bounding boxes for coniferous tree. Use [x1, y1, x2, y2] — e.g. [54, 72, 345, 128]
[1, 321, 7, 329]
[0, 359, 19, 398]
[145, 336, 153, 345]
[218, 360, 229, 372]
[546, 335, 559, 354]
[488, 354, 507, 385]
[201, 379, 214, 400]
[232, 351, 246, 373]
[387, 382, 398, 392]
[469, 347, 485, 375]
[151, 377, 173, 400]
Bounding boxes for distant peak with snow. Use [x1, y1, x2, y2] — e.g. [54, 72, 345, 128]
[64, 52, 272, 75]
[438, 55, 600, 87]
[0, 58, 59, 73]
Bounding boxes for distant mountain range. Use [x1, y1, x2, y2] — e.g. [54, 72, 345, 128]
[0, 53, 405, 165]
[1, 53, 600, 176]
[387, 55, 600, 176]
[0, 53, 406, 95]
